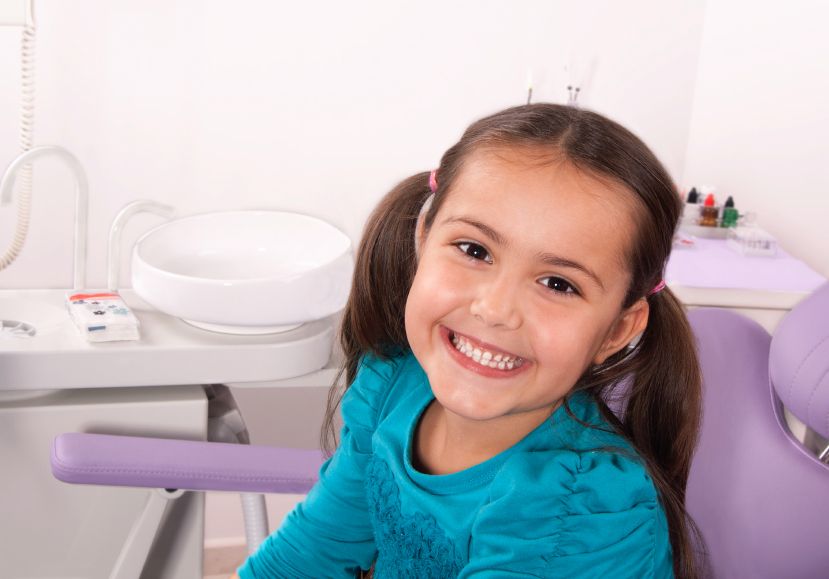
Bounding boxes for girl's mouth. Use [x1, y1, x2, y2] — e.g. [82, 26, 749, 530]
[443, 327, 527, 375]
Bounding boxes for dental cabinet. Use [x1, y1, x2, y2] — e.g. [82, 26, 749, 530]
[0, 288, 337, 579]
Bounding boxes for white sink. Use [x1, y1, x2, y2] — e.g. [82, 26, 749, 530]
[132, 211, 353, 334]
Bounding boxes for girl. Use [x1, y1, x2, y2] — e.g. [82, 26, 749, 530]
[235, 104, 702, 578]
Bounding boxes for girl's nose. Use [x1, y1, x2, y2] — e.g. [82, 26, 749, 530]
[469, 276, 522, 330]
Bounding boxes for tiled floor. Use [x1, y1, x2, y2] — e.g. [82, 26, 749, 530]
[204, 543, 248, 579]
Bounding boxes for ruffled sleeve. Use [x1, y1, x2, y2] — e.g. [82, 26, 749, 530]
[460, 450, 673, 579]
[238, 353, 401, 579]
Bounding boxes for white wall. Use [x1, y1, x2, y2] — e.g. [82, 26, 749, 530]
[0, 0, 707, 289]
[683, 0, 829, 277]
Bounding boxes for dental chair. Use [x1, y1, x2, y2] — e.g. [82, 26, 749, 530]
[51, 427, 325, 579]
[686, 281, 829, 578]
[51, 281, 829, 579]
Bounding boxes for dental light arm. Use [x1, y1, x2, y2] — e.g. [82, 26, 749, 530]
[0, 146, 89, 289]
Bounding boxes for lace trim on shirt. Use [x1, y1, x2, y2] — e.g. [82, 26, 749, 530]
[365, 455, 464, 578]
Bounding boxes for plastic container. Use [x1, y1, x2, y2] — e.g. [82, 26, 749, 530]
[726, 226, 778, 257]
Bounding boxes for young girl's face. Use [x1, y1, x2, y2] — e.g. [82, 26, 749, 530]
[405, 148, 648, 426]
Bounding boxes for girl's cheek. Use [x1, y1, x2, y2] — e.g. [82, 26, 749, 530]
[528, 305, 603, 366]
[416, 255, 469, 305]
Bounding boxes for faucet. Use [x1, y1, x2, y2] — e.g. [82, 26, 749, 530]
[0, 146, 89, 290]
[108, 200, 176, 292]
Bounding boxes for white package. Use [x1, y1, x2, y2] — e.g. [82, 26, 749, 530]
[64, 292, 140, 342]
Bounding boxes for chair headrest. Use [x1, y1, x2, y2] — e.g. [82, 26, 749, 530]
[770, 281, 829, 439]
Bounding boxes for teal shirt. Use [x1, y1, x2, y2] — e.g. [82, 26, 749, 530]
[239, 352, 673, 578]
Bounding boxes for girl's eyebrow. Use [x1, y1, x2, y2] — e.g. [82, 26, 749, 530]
[441, 215, 606, 293]
[442, 216, 507, 246]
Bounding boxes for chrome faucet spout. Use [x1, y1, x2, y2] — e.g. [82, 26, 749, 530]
[0, 146, 89, 289]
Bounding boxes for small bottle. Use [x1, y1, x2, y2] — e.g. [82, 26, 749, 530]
[681, 187, 700, 225]
[699, 193, 718, 227]
[721, 196, 738, 228]
[686, 188, 699, 204]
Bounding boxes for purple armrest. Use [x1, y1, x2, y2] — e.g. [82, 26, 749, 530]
[51, 433, 325, 494]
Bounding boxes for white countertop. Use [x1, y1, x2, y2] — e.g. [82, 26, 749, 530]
[0, 289, 336, 391]
[666, 238, 826, 309]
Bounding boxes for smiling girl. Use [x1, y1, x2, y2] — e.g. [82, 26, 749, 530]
[236, 104, 703, 579]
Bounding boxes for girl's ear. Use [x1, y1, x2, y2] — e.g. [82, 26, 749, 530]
[593, 299, 650, 365]
[415, 214, 428, 259]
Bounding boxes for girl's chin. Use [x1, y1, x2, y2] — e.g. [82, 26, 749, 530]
[433, 395, 512, 423]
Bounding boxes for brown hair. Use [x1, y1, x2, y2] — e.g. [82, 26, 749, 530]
[323, 103, 704, 578]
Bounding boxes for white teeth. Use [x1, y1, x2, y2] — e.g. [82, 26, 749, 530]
[451, 332, 522, 370]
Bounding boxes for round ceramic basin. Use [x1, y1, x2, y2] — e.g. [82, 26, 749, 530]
[132, 211, 353, 334]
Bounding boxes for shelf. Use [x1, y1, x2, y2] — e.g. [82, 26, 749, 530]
[0, 289, 336, 390]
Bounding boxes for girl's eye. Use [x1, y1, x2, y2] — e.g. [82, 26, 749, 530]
[539, 276, 578, 295]
[456, 242, 492, 263]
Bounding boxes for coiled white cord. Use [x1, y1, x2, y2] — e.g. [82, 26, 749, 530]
[0, 19, 36, 270]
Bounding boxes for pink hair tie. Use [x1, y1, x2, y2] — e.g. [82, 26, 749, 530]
[648, 280, 666, 296]
[429, 170, 438, 192]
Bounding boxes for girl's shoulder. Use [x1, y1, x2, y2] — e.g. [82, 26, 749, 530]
[500, 394, 659, 515]
[340, 350, 425, 443]
[470, 401, 672, 576]
[470, 445, 672, 577]
[495, 443, 659, 518]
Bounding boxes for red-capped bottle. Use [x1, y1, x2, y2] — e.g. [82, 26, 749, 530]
[700, 193, 718, 226]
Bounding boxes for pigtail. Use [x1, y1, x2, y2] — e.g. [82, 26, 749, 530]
[623, 288, 701, 498]
[616, 287, 704, 578]
[321, 172, 432, 452]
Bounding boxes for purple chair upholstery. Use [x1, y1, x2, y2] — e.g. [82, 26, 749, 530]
[769, 284, 829, 441]
[51, 432, 325, 494]
[686, 284, 829, 578]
